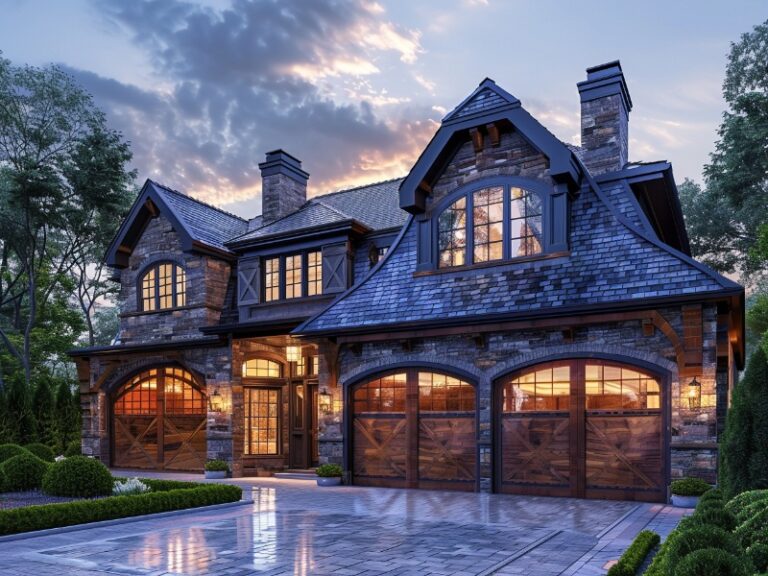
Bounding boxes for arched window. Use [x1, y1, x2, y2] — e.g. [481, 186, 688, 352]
[436, 183, 544, 268]
[139, 263, 186, 311]
[242, 358, 282, 378]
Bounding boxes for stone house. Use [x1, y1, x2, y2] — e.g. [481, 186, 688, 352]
[71, 61, 744, 502]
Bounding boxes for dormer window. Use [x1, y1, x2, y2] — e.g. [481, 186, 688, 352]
[262, 251, 323, 302]
[140, 263, 186, 311]
[436, 183, 545, 269]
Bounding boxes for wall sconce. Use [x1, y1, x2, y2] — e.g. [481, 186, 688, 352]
[208, 387, 223, 413]
[319, 388, 333, 414]
[687, 376, 701, 410]
[285, 344, 302, 363]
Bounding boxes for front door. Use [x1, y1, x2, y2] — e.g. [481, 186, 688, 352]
[289, 381, 318, 468]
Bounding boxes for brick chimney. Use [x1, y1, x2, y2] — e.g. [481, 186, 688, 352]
[577, 61, 633, 175]
[259, 150, 308, 224]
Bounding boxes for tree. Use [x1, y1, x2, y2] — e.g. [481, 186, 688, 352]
[0, 54, 135, 388]
[694, 18, 768, 281]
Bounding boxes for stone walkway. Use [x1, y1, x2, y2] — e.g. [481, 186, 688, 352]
[0, 475, 686, 576]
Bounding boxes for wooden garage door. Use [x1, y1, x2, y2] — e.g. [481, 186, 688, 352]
[112, 367, 207, 471]
[352, 370, 476, 490]
[497, 360, 664, 502]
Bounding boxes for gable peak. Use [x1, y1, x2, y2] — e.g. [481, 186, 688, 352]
[442, 78, 521, 123]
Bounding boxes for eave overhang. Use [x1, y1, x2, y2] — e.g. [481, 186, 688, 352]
[225, 219, 371, 252]
[68, 335, 226, 358]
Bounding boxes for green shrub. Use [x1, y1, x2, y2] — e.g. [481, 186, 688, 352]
[735, 497, 768, 524]
[691, 507, 737, 531]
[24, 443, 55, 463]
[0, 483, 243, 536]
[606, 530, 659, 576]
[699, 488, 724, 503]
[204, 459, 229, 472]
[748, 543, 768, 573]
[671, 477, 712, 496]
[0, 453, 50, 491]
[42, 456, 113, 497]
[0, 444, 31, 464]
[673, 548, 750, 576]
[316, 463, 343, 477]
[735, 505, 768, 547]
[63, 440, 81, 457]
[666, 525, 740, 574]
[725, 489, 768, 516]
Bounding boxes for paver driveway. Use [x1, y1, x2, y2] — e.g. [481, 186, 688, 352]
[0, 478, 685, 576]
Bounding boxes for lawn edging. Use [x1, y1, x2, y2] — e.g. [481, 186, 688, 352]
[0, 480, 244, 537]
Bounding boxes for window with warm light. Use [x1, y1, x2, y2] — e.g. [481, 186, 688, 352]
[307, 251, 322, 296]
[264, 258, 280, 302]
[242, 358, 282, 378]
[261, 251, 323, 302]
[139, 263, 186, 311]
[244, 388, 280, 455]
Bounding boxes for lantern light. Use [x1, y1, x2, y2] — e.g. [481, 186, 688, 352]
[687, 376, 701, 410]
[209, 387, 223, 413]
[319, 388, 333, 414]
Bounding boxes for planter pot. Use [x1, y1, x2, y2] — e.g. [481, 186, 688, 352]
[316, 476, 342, 487]
[671, 494, 700, 508]
[205, 470, 228, 479]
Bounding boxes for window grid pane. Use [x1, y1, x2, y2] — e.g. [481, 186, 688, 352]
[418, 372, 475, 412]
[585, 363, 660, 410]
[158, 263, 173, 309]
[502, 365, 571, 412]
[243, 358, 282, 378]
[438, 197, 467, 268]
[307, 251, 322, 296]
[509, 187, 543, 258]
[353, 372, 407, 413]
[141, 268, 156, 311]
[473, 187, 504, 263]
[175, 266, 186, 307]
[285, 255, 303, 299]
[264, 258, 280, 302]
[245, 388, 280, 455]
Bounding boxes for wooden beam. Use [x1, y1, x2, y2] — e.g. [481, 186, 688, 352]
[144, 198, 158, 216]
[418, 180, 432, 195]
[469, 128, 483, 153]
[486, 123, 500, 147]
[642, 318, 655, 337]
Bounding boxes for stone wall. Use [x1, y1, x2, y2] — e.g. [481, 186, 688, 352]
[118, 213, 231, 344]
[316, 303, 722, 487]
[580, 93, 629, 175]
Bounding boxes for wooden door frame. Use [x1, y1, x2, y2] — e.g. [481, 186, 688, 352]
[492, 354, 671, 501]
[345, 363, 481, 491]
[288, 379, 319, 469]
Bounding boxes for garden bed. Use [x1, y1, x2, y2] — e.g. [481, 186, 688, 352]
[0, 489, 93, 510]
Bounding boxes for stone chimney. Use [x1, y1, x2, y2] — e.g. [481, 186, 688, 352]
[577, 61, 633, 175]
[259, 149, 308, 224]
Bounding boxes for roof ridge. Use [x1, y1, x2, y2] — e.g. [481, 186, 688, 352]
[311, 197, 355, 220]
[149, 179, 247, 223]
[313, 176, 405, 199]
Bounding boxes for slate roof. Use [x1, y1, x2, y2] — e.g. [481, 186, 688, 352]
[297, 177, 740, 334]
[149, 180, 248, 252]
[229, 178, 406, 244]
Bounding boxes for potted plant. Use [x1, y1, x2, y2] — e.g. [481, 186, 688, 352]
[670, 477, 711, 507]
[315, 463, 343, 486]
[204, 459, 230, 479]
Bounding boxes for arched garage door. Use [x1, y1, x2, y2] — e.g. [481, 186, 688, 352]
[496, 360, 665, 502]
[112, 367, 207, 471]
[351, 370, 477, 490]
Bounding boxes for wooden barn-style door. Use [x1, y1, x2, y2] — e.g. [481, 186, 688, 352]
[496, 360, 665, 502]
[351, 369, 477, 491]
[112, 367, 207, 471]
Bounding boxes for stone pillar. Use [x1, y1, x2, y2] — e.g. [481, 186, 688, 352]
[317, 341, 344, 468]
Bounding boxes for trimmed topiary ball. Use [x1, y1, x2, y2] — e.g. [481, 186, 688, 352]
[24, 443, 55, 463]
[0, 444, 30, 464]
[666, 525, 741, 574]
[725, 489, 768, 516]
[63, 440, 81, 457]
[673, 548, 750, 576]
[1, 452, 50, 491]
[736, 505, 768, 548]
[42, 456, 113, 497]
[748, 543, 768, 573]
[699, 488, 724, 502]
[692, 507, 737, 531]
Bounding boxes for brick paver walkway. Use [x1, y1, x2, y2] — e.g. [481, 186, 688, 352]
[0, 475, 686, 575]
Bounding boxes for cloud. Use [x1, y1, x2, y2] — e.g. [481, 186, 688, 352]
[73, 0, 435, 214]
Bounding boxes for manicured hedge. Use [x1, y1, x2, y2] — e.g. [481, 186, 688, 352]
[725, 489, 768, 517]
[0, 444, 30, 464]
[607, 530, 659, 576]
[0, 482, 243, 536]
[42, 456, 113, 497]
[23, 443, 55, 463]
[673, 548, 750, 576]
[1, 453, 50, 491]
[671, 477, 712, 496]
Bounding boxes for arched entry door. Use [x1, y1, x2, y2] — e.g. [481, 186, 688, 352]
[496, 359, 665, 502]
[351, 369, 477, 491]
[112, 367, 207, 471]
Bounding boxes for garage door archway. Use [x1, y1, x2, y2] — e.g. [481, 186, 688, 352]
[112, 366, 207, 471]
[495, 359, 666, 502]
[351, 368, 477, 491]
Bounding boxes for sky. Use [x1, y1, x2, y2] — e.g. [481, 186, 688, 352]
[1, 0, 766, 217]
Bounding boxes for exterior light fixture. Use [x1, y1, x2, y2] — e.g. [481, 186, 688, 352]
[286, 344, 302, 363]
[319, 388, 333, 414]
[209, 387, 223, 413]
[687, 376, 701, 410]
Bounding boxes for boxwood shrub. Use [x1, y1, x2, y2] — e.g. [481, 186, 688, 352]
[42, 456, 113, 497]
[1, 453, 50, 491]
[0, 482, 243, 536]
[23, 443, 55, 463]
[673, 548, 750, 576]
[671, 477, 712, 496]
[606, 530, 659, 576]
[735, 506, 768, 547]
[735, 497, 768, 524]
[725, 489, 768, 516]
[63, 440, 81, 457]
[665, 525, 740, 574]
[748, 542, 768, 573]
[692, 507, 737, 531]
[699, 488, 724, 503]
[0, 444, 30, 464]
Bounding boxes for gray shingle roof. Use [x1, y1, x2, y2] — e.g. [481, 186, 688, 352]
[229, 178, 407, 244]
[298, 180, 739, 334]
[150, 180, 248, 252]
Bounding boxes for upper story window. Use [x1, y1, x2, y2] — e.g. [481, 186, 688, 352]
[437, 184, 544, 269]
[140, 263, 186, 311]
[243, 358, 282, 378]
[263, 251, 323, 302]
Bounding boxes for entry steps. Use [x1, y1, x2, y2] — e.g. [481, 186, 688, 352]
[273, 469, 317, 480]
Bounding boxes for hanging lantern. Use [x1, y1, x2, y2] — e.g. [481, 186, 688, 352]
[286, 344, 302, 363]
[687, 376, 701, 410]
[319, 388, 333, 414]
[208, 387, 223, 413]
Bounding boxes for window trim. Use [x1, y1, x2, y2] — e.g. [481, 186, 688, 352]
[137, 261, 187, 312]
[429, 177, 556, 271]
[261, 249, 323, 302]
